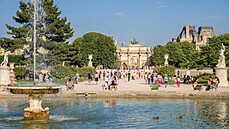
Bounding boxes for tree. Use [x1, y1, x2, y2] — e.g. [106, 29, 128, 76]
[43, 0, 73, 43]
[179, 41, 196, 68]
[77, 32, 117, 67]
[150, 45, 167, 66]
[5, 1, 32, 51]
[199, 33, 229, 68]
[165, 42, 185, 68]
[5, 0, 74, 68]
[6, 0, 73, 51]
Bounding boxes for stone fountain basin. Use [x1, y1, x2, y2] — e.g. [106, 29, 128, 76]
[7, 86, 62, 94]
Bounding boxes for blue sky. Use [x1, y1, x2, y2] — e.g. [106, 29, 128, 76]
[0, 0, 229, 47]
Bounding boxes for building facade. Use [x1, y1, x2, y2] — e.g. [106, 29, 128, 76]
[116, 39, 151, 69]
[172, 25, 215, 50]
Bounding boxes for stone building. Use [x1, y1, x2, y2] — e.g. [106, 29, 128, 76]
[172, 25, 215, 50]
[116, 39, 151, 69]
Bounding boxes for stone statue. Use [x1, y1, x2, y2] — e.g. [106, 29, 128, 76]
[88, 54, 93, 67]
[217, 43, 226, 68]
[164, 54, 169, 66]
[0, 51, 10, 66]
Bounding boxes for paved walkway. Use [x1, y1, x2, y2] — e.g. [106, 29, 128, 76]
[1, 78, 229, 98]
[63, 78, 229, 93]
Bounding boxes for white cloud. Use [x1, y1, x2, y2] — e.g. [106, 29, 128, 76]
[156, 1, 162, 4]
[157, 5, 170, 8]
[155, 1, 170, 8]
[114, 12, 124, 16]
[202, 16, 223, 20]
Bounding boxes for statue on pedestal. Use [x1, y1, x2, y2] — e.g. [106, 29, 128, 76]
[164, 54, 169, 66]
[88, 54, 93, 67]
[217, 43, 226, 68]
[0, 51, 10, 66]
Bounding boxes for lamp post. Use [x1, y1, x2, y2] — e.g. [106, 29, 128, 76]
[114, 52, 116, 69]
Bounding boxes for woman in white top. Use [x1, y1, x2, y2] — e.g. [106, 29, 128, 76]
[95, 72, 99, 85]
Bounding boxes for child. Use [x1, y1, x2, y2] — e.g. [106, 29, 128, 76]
[164, 74, 168, 88]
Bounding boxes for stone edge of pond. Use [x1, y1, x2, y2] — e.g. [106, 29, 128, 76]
[1, 91, 229, 99]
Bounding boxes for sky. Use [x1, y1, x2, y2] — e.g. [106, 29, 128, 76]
[0, 0, 229, 47]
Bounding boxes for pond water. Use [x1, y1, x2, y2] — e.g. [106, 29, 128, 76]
[0, 97, 228, 129]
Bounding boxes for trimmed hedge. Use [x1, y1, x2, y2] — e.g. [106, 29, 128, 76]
[50, 65, 96, 84]
[154, 65, 175, 77]
[14, 67, 26, 79]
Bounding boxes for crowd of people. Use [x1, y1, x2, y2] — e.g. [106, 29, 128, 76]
[66, 69, 185, 91]
[65, 69, 221, 92]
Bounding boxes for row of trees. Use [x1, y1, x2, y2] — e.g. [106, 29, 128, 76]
[0, 0, 228, 71]
[148, 33, 229, 69]
[0, 0, 116, 68]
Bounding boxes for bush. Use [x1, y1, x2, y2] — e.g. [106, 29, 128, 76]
[154, 65, 175, 77]
[14, 67, 26, 79]
[50, 65, 96, 84]
[192, 73, 215, 85]
[228, 69, 229, 81]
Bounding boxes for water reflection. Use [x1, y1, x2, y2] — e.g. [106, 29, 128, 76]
[103, 99, 117, 108]
[0, 98, 229, 128]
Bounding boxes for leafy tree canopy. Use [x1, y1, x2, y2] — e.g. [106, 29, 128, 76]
[5, 0, 73, 52]
[76, 32, 117, 67]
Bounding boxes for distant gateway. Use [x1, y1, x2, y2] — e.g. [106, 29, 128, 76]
[116, 38, 151, 69]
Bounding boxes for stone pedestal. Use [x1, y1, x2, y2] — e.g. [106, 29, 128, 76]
[8, 86, 61, 121]
[24, 94, 49, 121]
[215, 67, 228, 86]
[88, 54, 93, 67]
[9, 63, 16, 85]
[0, 66, 11, 86]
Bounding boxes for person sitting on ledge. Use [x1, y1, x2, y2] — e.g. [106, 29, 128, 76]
[193, 78, 202, 91]
[109, 77, 118, 91]
[206, 76, 213, 91]
[66, 78, 74, 91]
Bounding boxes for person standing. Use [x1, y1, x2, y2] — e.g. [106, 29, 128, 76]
[88, 72, 92, 85]
[75, 72, 79, 84]
[144, 72, 148, 84]
[157, 73, 163, 87]
[164, 74, 168, 88]
[147, 72, 151, 84]
[95, 72, 99, 85]
[127, 72, 131, 82]
[176, 76, 181, 87]
[102, 71, 106, 80]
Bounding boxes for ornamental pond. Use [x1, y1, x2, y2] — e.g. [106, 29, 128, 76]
[0, 98, 228, 129]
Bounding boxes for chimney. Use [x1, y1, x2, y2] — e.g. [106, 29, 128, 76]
[186, 26, 189, 38]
